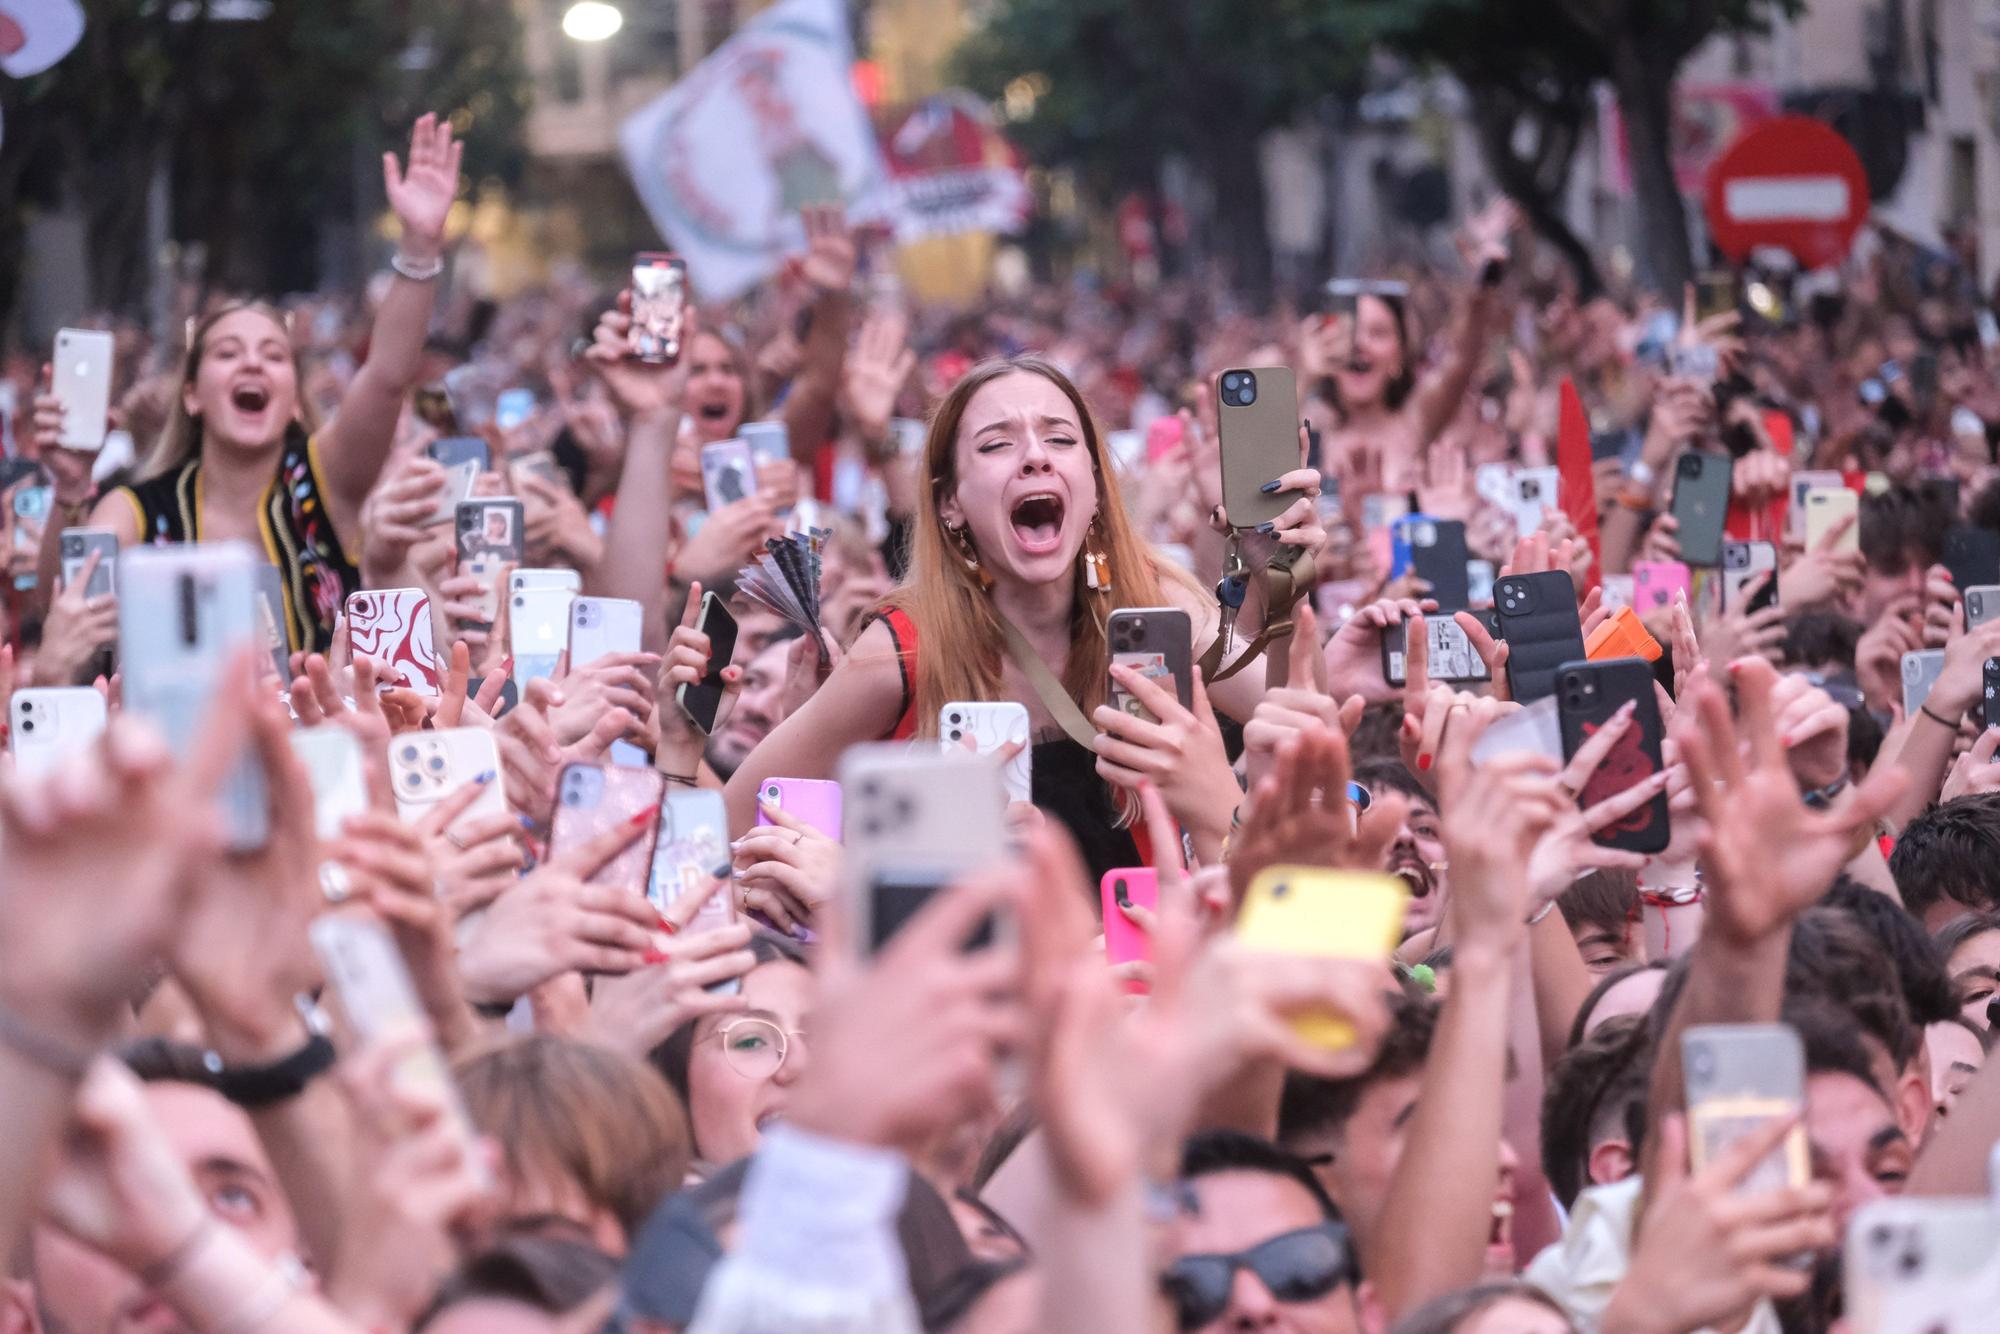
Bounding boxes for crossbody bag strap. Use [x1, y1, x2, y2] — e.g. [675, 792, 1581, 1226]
[996, 614, 1100, 751]
[1196, 543, 1315, 686]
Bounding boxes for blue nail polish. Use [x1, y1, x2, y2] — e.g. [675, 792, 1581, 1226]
[1260, 480, 1282, 494]
[518, 814, 537, 830]
[1256, 521, 1277, 535]
[475, 770, 495, 784]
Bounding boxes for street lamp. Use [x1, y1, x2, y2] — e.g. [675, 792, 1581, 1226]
[562, 1, 623, 42]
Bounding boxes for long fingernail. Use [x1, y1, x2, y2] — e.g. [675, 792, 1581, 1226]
[1256, 521, 1277, 535]
[1260, 480, 1282, 494]
[628, 809, 653, 827]
[474, 770, 494, 784]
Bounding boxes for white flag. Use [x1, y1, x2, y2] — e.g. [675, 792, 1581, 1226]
[619, 0, 892, 301]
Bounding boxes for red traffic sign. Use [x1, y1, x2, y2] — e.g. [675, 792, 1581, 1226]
[1703, 116, 1868, 270]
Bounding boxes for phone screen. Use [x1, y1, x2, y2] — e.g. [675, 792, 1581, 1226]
[869, 873, 996, 955]
[631, 253, 688, 364]
[679, 595, 739, 733]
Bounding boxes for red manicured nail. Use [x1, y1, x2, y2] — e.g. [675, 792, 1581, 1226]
[642, 948, 670, 965]
[1416, 754, 1431, 771]
[629, 809, 654, 827]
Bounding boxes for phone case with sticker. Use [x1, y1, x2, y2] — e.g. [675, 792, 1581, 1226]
[1107, 607, 1192, 722]
[939, 701, 1031, 805]
[549, 763, 664, 897]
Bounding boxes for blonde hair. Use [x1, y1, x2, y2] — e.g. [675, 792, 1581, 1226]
[143, 300, 318, 480]
[883, 355, 1197, 738]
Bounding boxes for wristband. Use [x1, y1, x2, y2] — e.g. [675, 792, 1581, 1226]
[390, 251, 445, 283]
[1920, 702, 1961, 731]
[1626, 459, 1657, 489]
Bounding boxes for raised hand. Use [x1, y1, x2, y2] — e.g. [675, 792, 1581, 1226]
[587, 293, 693, 421]
[383, 113, 463, 261]
[586, 894, 755, 1056]
[732, 797, 842, 935]
[655, 581, 740, 780]
[1674, 659, 1906, 948]
[358, 456, 448, 585]
[796, 203, 857, 295]
[1228, 725, 1407, 912]
[840, 308, 915, 446]
[1324, 595, 1433, 703]
[1091, 665, 1238, 850]
[34, 548, 116, 685]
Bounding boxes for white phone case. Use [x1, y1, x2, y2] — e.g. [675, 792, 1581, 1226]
[568, 596, 644, 670]
[8, 687, 107, 779]
[291, 728, 369, 843]
[1508, 466, 1560, 539]
[388, 728, 507, 829]
[53, 328, 114, 451]
[840, 745, 1009, 955]
[939, 701, 1031, 805]
[509, 586, 576, 692]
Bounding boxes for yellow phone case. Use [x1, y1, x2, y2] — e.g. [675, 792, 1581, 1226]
[1235, 866, 1409, 1049]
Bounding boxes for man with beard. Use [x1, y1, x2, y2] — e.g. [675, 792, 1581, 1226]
[704, 628, 800, 781]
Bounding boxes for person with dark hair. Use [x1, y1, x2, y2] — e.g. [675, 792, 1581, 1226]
[1540, 1016, 1651, 1211]
[1822, 879, 1959, 1029]
[1856, 484, 1949, 622]
[1354, 758, 1448, 938]
[1784, 906, 1928, 1139]
[1888, 792, 2000, 928]
[1568, 962, 1668, 1048]
[1933, 910, 2000, 1028]
[1557, 871, 1643, 976]
[1168, 1130, 1363, 1334]
[1784, 998, 1916, 1231]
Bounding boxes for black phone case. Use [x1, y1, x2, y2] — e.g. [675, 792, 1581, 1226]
[1107, 609, 1194, 711]
[1494, 571, 1587, 704]
[1669, 453, 1732, 567]
[1557, 658, 1670, 855]
[681, 600, 739, 733]
[1411, 519, 1471, 610]
[1942, 525, 2000, 596]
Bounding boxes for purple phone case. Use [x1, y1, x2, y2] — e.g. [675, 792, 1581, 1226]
[755, 777, 843, 840]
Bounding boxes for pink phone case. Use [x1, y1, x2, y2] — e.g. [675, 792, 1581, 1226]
[548, 763, 664, 898]
[754, 777, 843, 840]
[1632, 560, 1691, 613]
[1101, 867, 1160, 992]
[346, 588, 440, 695]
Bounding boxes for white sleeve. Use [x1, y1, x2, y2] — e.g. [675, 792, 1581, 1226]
[687, 1125, 923, 1334]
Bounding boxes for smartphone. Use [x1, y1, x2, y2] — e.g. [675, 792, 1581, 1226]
[739, 420, 791, 471]
[676, 593, 739, 734]
[1984, 656, 2000, 729]
[1107, 607, 1193, 722]
[1669, 452, 1733, 567]
[290, 727, 368, 843]
[1722, 540, 1779, 614]
[428, 434, 491, 474]
[1599, 574, 1635, 613]
[387, 728, 507, 828]
[253, 564, 290, 682]
[938, 701, 1032, 806]
[1845, 1198, 2000, 1334]
[1235, 866, 1408, 1049]
[1467, 558, 1496, 607]
[1215, 366, 1299, 531]
[1358, 491, 1410, 536]
[889, 418, 927, 457]
[8, 687, 107, 780]
[1943, 524, 2000, 596]
[510, 450, 564, 491]
[1101, 867, 1161, 980]
[840, 744, 1009, 956]
[494, 388, 536, 433]
[456, 499, 524, 629]
[568, 596, 643, 670]
[1475, 462, 1517, 511]
[509, 586, 575, 694]
[509, 567, 581, 596]
[630, 252, 689, 364]
[1805, 487, 1860, 554]
[346, 589, 440, 696]
[1694, 269, 1738, 324]
[649, 787, 738, 949]
[549, 763, 664, 897]
[1682, 1023, 1808, 1194]
[1509, 466, 1560, 539]
[1556, 659, 1669, 854]
[1632, 560, 1692, 614]
[753, 777, 843, 840]
[1904, 649, 1948, 720]
[308, 915, 487, 1184]
[118, 543, 268, 850]
[52, 328, 114, 451]
[1790, 469, 1845, 516]
[1493, 571, 1587, 704]
[700, 439, 758, 511]
[1406, 517, 1471, 609]
[1380, 613, 1493, 687]
[59, 527, 117, 599]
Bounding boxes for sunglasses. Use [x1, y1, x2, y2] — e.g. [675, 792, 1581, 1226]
[1160, 1221, 1354, 1330]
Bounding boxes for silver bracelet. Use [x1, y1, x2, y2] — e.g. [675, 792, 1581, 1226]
[390, 250, 444, 282]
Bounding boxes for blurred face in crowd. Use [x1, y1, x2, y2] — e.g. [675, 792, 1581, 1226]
[1332, 295, 1404, 413]
[684, 957, 813, 1165]
[1806, 1070, 1912, 1230]
[1579, 967, 1666, 1040]
[706, 636, 790, 779]
[18, 1082, 300, 1334]
[1572, 917, 1642, 976]
[1385, 794, 1448, 938]
[938, 371, 1098, 592]
[1925, 1021, 1983, 1118]
[684, 331, 747, 443]
[1946, 927, 2000, 1029]
[1171, 1171, 1361, 1334]
[1857, 548, 1927, 623]
[184, 308, 299, 454]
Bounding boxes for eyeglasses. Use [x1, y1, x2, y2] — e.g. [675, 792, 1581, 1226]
[703, 1017, 803, 1079]
[1160, 1221, 1354, 1331]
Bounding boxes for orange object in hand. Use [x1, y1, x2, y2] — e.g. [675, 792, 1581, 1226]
[1586, 606, 1662, 664]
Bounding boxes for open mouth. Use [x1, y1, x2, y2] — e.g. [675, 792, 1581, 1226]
[1390, 856, 1435, 899]
[755, 1110, 784, 1131]
[696, 401, 730, 421]
[1009, 491, 1066, 554]
[1488, 1198, 1514, 1256]
[231, 383, 271, 413]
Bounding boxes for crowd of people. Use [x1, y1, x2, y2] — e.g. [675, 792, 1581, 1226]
[6, 105, 2000, 1334]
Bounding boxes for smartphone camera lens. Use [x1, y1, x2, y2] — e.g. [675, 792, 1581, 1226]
[1679, 455, 1700, 477]
[428, 755, 446, 773]
[18, 719, 32, 734]
[400, 743, 420, 764]
[1113, 878, 1130, 908]
[947, 712, 961, 726]
[766, 785, 780, 800]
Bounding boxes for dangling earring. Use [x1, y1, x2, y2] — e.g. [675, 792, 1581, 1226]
[948, 523, 993, 589]
[1083, 515, 1113, 593]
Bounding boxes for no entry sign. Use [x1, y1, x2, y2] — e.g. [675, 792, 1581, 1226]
[1703, 115, 1869, 270]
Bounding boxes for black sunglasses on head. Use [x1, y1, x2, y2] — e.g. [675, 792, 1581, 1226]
[1160, 1220, 1354, 1331]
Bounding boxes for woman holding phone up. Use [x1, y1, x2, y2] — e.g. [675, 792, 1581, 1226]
[723, 355, 1324, 878]
[30, 115, 463, 655]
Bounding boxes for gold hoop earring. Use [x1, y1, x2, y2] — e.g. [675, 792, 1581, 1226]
[1083, 515, 1113, 593]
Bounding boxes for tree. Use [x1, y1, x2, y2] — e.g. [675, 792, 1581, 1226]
[1352, 0, 1801, 297]
[0, 0, 529, 341]
[952, 0, 1359, 303]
